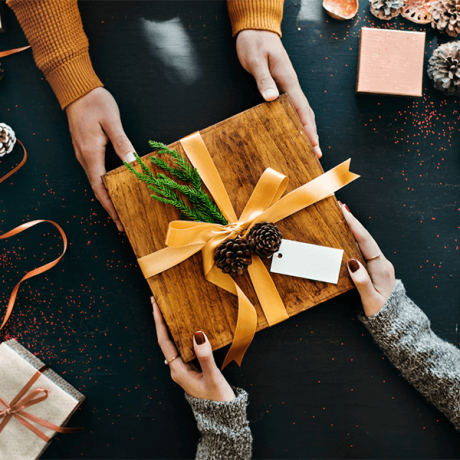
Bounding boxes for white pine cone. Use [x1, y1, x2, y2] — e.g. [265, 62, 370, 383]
[427, 41, 460, 96]
[0, 123, 16, 157]
[370, 0, 404, 19]
[430, 0, 460, 37]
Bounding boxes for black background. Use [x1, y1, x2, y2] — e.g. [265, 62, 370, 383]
[1, 1, 460, 458]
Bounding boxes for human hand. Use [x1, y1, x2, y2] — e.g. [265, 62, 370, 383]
[151, 297, 236, 402]
[340, 202, 396, 317]
[65, 87, 136, 232]
[236, 30, 321, 158]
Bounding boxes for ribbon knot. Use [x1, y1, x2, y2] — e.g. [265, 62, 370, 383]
[0, 367, 81, 443]
[137, 132, 360, 368]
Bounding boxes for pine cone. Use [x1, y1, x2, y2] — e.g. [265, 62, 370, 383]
[0, 62, 4, 83]
[0, 123, 16, 157]
[430, 0, 460, 37]
[215, 238, 252, 276]
[247, 222, 283, 259]
[427, 41, 460, 96]
[370, 0, 404, 19]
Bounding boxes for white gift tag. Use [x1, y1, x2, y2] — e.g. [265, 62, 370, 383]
[270, 239, 344, 284]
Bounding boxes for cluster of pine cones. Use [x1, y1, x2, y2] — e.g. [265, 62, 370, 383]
[369, 0, 460, 38]
[214, 222, 283, 277]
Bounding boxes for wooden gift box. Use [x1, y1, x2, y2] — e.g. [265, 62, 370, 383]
[103, 95, 364, 363]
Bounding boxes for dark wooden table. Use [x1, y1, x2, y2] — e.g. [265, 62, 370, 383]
[1, 1, 459, 458]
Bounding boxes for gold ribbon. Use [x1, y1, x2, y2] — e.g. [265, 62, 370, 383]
[138, 132, 359, 367]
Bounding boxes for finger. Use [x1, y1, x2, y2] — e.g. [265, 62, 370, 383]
[340, 203, 383, 263]
[347, 259, 384, 316]
[247, 57, 280, 102]
[287, 85, 322, 158]
[101, 116, 136, 163]
[193, 331, 220, 378]
[92, 181, 124, 232]
[151, 296, 179, 360]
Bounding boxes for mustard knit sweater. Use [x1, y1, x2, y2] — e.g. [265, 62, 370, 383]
[7, 0, 284, 109]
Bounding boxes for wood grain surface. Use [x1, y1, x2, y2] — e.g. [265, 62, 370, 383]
[103, 95, 364, 363]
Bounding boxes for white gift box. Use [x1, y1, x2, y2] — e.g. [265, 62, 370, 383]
[0, 339, 85, 460]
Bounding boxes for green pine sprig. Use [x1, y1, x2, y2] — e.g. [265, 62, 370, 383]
[124, 144, 228, 226]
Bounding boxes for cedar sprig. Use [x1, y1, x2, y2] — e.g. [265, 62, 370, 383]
[124, 145, 228, 225]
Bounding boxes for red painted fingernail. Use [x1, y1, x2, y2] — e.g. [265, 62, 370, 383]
[195, 331, 206, 345]
[338, 201, 343, 207]
[348, 259, 360, 273]
[344, 203, 351, 213]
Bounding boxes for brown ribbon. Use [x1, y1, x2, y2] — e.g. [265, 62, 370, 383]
[0, 365, 82, 442]
[0, 220, 68, 330]
[0, 45, 30, 59]
[0, 139, 28, 184]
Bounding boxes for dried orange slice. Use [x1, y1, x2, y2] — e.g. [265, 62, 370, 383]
[401, 0, 435, 23]
[323, 0, 359, 19]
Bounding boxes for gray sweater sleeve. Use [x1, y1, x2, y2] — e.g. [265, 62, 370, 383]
[360, 279, 460, 429]
[185, 387, 252, 460]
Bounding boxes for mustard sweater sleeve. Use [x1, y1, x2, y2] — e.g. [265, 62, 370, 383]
[227, 0, 284, 37]
[7, 0, 103, 109]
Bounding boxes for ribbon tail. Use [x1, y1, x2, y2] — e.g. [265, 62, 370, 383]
[248, 257, 288, 326]
[0, 46, 30, 59]
[205, 266, 257, 369]
[13, 414, 51, 443]
[138, 244, 205, 278]
[0, 139, 27, 184]
[0, 220, 67, 331]
[0, 414, 12, 434]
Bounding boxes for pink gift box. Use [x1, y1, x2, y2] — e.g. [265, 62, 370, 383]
[357, 27, 426, 97]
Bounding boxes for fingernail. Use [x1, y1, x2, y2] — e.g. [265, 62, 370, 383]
[343, 203, 351, 213]
[348, 259, 360, 273]
[126, 152, 136, 163]
[338, 200, 343, 207]
[150, 296, 155, 306]
[195, 331, 206, 345]
[263, 89, 279, 101]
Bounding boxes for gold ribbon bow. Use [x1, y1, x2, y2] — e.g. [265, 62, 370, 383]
[0, 366, 82, 442]
[138, 132, 359, 367]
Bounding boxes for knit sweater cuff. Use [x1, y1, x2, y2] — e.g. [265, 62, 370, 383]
[185, 387, 249, 431]
[46, 52, 103, 109]
[227, 0, 284, 37]
[359, 280, 407, 337]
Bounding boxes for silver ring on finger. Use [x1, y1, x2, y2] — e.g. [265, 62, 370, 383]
[365, 253, 381, 262]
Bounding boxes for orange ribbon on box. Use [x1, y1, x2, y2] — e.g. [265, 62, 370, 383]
[138, 132, 359, 368]
[0, 365, 81, 442]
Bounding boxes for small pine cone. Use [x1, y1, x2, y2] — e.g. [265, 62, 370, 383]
[430, 0, 460, 37]
[215, 238, 252, 276]
[0, 123, 16, 157]
[427, 41, 460, 96]
[369, 0, 404, 19]
[247, 222, 283, 259]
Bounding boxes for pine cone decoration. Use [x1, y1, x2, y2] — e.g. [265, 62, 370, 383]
[370, 0, 404, 19]
[0, 123, 16, 157]
[430, 0, 460, 37]
[215, 238, 252, 276]
[247, 222, 283, 259]
[427, 41, 460, 96]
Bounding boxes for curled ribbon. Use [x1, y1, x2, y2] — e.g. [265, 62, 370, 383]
[0, 139, 28, 184]
[0, 220, 67, 331]
[138, 132, 360, 367]
[0, 365, 82, 442]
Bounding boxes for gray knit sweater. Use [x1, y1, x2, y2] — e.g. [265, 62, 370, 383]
[185, 279, 460, 458]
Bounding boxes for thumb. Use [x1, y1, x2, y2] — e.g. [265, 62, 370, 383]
[347, 259, 383, 316]
[102, 116, 136, 163]
[194, 331, 219, 377]
[249, 59, 279, 102]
